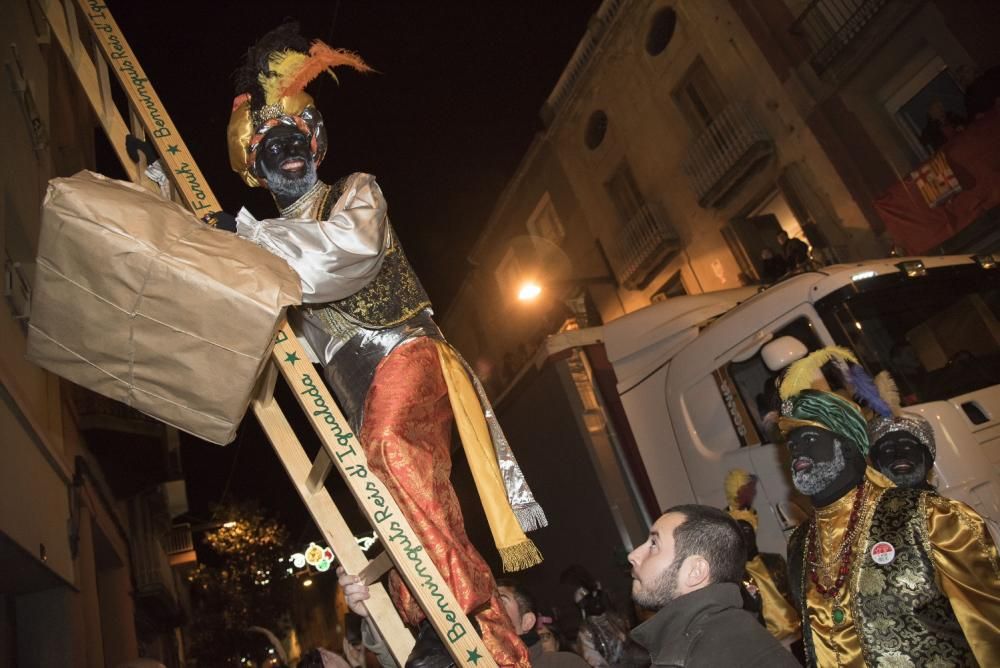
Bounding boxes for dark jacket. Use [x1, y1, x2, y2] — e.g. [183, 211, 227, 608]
[629, 583, 799, 668]
[528, 640, 591, 668]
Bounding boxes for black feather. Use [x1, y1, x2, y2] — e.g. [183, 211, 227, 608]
[233, 21, 311, 109]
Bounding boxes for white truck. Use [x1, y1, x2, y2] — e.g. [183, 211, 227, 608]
[506, 254, 999, 561]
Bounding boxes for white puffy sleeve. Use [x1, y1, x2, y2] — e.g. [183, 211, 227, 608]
[236, 173, 388, 304]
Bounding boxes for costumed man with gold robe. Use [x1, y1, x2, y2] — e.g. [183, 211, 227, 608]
[778, 348, 1000, 667]
[724, 469, 802, 653]
[866, 378, 1000, 548]
[868, 413, 936, 491]
[866, 372, 936, 492]
[225, 23, 545, 668]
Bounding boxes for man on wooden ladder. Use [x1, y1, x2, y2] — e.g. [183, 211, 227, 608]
[222, 23, 546, 668]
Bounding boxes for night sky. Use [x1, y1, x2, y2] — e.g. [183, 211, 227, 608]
[97, 2, 600, 535]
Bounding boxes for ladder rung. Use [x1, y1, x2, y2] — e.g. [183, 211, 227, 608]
[358, 551, 393, 585]
[92, 41, 113, 120]
[62, 0, 81, 61]
[128, 107, 148, 172]
[252, 397, 415, 664]
[253, 359, 279, 407]
[306, 449, 333, 494]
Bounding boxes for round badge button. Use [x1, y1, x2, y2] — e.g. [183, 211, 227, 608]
[870, 541, 896, 565]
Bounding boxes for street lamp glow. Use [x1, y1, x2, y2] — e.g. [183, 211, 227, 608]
[302, 578, 314, 587]
[518, 281, 542, 301]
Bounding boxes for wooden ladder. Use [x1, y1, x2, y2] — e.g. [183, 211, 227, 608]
[38, 1, 498, 665]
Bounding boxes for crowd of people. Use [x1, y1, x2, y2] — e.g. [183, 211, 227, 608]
[329, 347, 998, 668]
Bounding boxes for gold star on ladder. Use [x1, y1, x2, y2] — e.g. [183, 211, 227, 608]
[466, 648, 482, 665]
[284, 351, 300, 365]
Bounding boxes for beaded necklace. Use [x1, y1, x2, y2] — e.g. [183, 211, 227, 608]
[807, 480, 866, 625]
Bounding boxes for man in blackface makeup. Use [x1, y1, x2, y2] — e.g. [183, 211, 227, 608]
[867, 414, 935, 490]
[778, 348, 1000, 667]
[226, 23, 547, 668]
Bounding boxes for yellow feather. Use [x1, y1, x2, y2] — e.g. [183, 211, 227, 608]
[874, 371, 901, 413]
[725, 469, 752, 507]
[779, 346, 859, 400]
[259, 51, 309, 105]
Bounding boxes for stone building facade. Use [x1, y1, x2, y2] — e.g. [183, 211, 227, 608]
[442, 0, 999, 394]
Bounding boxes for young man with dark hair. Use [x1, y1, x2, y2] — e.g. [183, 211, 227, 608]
[627, 505, 798, 667]
[496, 580, 590, 668]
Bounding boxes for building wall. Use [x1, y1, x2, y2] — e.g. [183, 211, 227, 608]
[441, 137, 606, 392]
[0, 3, 174, 666]
[445, 0, 990, 385]
[544, 0, 891, 305]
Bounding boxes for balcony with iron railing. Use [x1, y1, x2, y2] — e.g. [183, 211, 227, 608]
[540, 0, 628, 125]
[789, 0, 891, 75]
[129, 495, 180, 621]
[611, 203, 680, 290]
[164, 523, 197, 567]
[682, 102, 774, 209]
[71, 386, 165, 437]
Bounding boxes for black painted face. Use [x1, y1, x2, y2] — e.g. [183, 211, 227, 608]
[787, 426, 837, 467]
[256, 125, 317, 201]
[786, 426, 846, 496]
[872, 432, 929, 488]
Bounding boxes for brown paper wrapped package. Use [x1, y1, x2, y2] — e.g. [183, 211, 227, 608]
[26, 171, 302, 445]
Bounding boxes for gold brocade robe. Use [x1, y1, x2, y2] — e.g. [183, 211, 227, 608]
[746, 553, 801, 641]
[788, 468, 1000, 667]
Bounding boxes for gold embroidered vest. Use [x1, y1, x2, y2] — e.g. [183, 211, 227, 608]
[298, 181, 432, 341]
[790, 487, 974, 667]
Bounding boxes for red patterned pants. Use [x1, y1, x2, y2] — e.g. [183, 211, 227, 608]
[360, 337, 529, 667]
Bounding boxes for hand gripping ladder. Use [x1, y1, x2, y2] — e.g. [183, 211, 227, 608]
[37, 1, 498, 665]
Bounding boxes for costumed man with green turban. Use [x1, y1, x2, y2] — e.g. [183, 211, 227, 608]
[779, 348, 1000, 667]
[226, 23, 545, 668]
[724, 469, 802, 652]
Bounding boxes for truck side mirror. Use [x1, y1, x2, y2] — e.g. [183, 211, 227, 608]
[761, 336, 808, 371]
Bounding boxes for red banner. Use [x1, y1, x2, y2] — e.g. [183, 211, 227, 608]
[874, 109, 1000, 253]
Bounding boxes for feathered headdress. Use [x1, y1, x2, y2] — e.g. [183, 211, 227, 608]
[258, 41, 370, 108]
[227, 22, 372, 188]
[866, 370, 936, 459]
[778, 347, 871, 454]
[777, 346, 857, 401]
[725, 469, 758, 529]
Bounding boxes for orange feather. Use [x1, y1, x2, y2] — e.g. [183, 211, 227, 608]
[278, 41, 372, 99]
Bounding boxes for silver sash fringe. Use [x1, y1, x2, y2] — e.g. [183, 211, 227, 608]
[451, 348, 548, 532]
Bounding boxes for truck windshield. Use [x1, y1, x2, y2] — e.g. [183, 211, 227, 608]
[817, 265, 1000, 406]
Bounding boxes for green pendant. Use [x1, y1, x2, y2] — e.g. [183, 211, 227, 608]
[832, 606, 846, 625]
